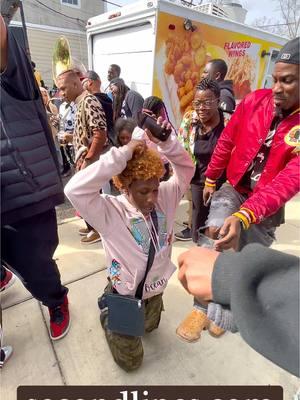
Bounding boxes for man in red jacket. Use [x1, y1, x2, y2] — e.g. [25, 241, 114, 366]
[177, 37, 300, 343]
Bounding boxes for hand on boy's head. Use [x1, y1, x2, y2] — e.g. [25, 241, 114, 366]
[157, 116, 172, 132]
[127, 139, 146, 158]
[145, 128, 160, 144]
[145, 117, 171, 144]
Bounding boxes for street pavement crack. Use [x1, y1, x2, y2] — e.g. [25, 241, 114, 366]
[2, 267, 106, 310]
[38, 301, 67, 385]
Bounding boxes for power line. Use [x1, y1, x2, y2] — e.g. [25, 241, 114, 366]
[33, 0, 122, 25]
[103, 0, 121, 7]
[33, 0, 86, 26]
[257, 22, 297, 28]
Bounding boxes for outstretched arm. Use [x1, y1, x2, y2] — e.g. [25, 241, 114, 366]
[178, 244, 300, 377]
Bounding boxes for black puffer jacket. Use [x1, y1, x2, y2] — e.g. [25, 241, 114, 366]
[1, 29, 64, 226]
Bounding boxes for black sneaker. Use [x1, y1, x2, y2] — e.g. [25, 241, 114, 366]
[61, 165, 71, 177]
[175, 227, 192, 241]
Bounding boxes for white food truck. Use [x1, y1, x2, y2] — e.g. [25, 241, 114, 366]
[86, 0, 286, 126]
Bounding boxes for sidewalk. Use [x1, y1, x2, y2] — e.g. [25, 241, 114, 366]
[1, 197, 299, 399]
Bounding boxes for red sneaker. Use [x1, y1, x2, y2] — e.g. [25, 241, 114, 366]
[0, 269, 16, 292]
[48, 295, 70, 340]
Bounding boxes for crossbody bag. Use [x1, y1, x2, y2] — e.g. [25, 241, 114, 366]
[105, 210, 158, 337]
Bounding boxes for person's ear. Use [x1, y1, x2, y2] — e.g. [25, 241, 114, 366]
[215, 71, 221, 81]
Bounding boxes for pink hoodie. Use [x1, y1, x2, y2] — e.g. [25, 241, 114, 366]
[65, 135, 195, 299]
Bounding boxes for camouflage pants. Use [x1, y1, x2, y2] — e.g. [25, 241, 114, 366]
[100, 283, 164, 372]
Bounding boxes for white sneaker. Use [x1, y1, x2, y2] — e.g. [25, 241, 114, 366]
[0, 346, 13, 368]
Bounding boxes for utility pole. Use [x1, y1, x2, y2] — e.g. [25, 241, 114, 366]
[19, 0, 31, 59]
[0, 0, 31, 59]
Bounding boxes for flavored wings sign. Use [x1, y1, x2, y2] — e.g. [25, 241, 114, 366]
[153, 12, 281, 127]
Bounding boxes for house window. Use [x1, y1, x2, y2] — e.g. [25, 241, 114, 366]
[61, 0, 81, 8]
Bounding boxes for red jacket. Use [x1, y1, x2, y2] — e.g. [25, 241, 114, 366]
[205, 89, 300, 223]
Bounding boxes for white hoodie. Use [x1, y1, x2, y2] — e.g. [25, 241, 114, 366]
[65, 134, 195, 299]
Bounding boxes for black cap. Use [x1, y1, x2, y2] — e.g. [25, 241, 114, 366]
[275, 37, 300, 65]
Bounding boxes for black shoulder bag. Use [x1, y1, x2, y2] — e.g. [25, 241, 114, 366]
[105, 210, 158, 337]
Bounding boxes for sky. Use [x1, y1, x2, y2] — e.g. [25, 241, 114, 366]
[106, 0, 282, 25]
[242, 0, 281, 24]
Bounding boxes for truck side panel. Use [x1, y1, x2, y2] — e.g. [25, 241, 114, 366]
[153, 11, 283, 128]
[91, 20, 156, 97]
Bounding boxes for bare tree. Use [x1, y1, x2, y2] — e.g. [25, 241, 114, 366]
[276, 0, 300, 38]
[252, 0, 299, 38]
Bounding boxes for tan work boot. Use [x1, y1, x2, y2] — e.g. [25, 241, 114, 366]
[80, 230, 101, 244]
[78, 227, 90, 236]
[176, 309, 209, 343]
[208, 321, 226, 338]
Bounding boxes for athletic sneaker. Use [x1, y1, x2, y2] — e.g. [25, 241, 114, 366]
[175, 227, 192, 241]
[0, 268, 16, 292]
[78, 227, 90, 236]
[80, 230, 101, 244]
[0, 346, 13, 368]
[61, 165, 71, 177]
[48, 295, 70, 341]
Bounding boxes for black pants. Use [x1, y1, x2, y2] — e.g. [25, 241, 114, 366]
[191, 183, 210, 243]
[65, 145, 74, 165]
[60, 146, 70, 170]
[161, 163, 171, 182]
[85, 221, 93, 231]
[1, 209, 68, 308]
[60, 145, 74, 169]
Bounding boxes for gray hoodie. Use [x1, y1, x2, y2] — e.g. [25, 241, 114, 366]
[212, 243, 299, 377]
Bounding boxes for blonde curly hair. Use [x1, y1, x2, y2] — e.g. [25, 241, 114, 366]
[113, 148, 164, 190]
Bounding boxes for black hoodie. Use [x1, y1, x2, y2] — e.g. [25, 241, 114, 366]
[218, 80, 236, 114]
[93, 93, 115, 144]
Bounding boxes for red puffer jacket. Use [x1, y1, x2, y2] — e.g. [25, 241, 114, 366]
[205, 89, 300, 223]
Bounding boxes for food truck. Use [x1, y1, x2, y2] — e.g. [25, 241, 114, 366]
[87, 0, 286, 126]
